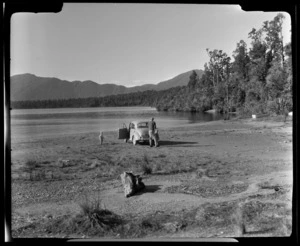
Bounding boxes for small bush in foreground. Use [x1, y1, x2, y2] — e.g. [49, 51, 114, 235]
[154, 163, 162, 172]
[29, 169, 47, 181]
[141, 154, 152, 175]
[45, 195, 123, 236]
[25, 160, 38, 170]
[78, 195, 122, 230]
[141, 163, 152, 175]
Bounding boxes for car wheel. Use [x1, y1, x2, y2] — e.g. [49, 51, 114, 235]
[132, 136, 137, 145]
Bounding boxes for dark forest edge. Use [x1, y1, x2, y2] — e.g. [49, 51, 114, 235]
[11, 14, 292, 118]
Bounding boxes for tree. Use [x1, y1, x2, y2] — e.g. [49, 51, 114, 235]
[265, 40, 292, 115]
[205, 49, 231, 113]
[187, 70, 199, 90]
[284, 42, 292, 94]
[262, 14, 285, 67]
[283, 42, 293, 112]
[231, 40, 251, 109]
[247, 25, 270, 108]
[232, 40, 250, 80]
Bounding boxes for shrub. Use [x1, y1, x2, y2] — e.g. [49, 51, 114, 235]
[141, 154, 152, 175]
[154, 163, 162, 172]
[119, 214, 163, 238]
[236, 106, 252, 118]
[78, 195, 122, 231]
[267, 100, 280, 115]
[25, 160, 38, 170]
[251, 102, 267, 115]
[45, 196, 123, 237]
[27, 169, 48, 181]
[141, 163, 152, 175]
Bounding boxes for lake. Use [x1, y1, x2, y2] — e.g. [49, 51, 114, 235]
[10, 107, 222, 142]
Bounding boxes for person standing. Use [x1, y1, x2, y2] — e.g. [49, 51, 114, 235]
[148, 118, 158, 147]
[99, 131, 104, 145]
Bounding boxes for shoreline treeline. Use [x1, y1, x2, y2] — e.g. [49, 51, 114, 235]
[11, 14, 292, 116]
[154, 13, 292, 116]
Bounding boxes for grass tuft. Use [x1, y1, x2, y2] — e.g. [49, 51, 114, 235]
[154, 163, 162, 172]
[141, 164, 152, 175]
[78, 195, 123, 231]
[141, 154, 152, 175]
[25, 160, 38, 170]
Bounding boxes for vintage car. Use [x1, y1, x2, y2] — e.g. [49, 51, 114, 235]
[119, 120, 159, 145]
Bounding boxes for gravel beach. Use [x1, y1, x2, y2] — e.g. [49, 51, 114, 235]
[10, 116, 293, 238]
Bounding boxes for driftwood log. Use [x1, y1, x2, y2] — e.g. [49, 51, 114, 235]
[120, 172, 145, 198]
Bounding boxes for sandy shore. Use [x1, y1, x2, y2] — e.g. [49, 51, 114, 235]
[10, 116, 293, 238]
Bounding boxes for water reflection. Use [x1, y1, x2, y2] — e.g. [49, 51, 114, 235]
[10, 107, 223, 140]
[156, 110, 222, 123]
[11, 107, 222, 123]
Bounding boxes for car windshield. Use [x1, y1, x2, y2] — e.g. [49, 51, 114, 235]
[137, 122, 148, 128]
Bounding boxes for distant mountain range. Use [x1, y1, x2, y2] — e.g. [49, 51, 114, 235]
[10, 69, 203, 101]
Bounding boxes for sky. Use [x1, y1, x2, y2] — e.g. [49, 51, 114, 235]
[10, 3, 291, 87]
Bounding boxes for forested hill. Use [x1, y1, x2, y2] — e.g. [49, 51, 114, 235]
[10, 70, 203, 101]
[11, 88, 177, 110]
[11, 14, 292, 117]
[155, 13, 293, 116]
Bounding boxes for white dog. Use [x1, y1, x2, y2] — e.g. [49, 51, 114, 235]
[99, 131, 104, 145]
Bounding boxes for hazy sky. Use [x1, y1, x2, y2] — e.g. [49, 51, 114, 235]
[11, 3, 291, 87]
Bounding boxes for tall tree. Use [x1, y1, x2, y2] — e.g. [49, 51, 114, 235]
[247, 25, 270, 111]
[232, 40, 250, 80]
[205, 49, 231, 112]
[231, 40, 250, 109]
[187, 70, 199, 90]
[262, 13, 285, 67]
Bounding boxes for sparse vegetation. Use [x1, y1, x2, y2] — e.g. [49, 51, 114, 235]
[141, 154, 152, 175]
[13, 193, 292, 238]
[22, 160, 53, 181]
[41, 195, 124, 237]
[154, 163, 162, 172]
[141, 164, 152, 175]
[154, 154, 167, 158]
[29, 169, 47, 181]
[78, 195, 122, 231]
[163, 160, 197, 175]
[25, 160, 38, 170]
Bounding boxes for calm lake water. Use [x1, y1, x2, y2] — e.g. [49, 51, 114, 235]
[10, 107, 222, 141]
